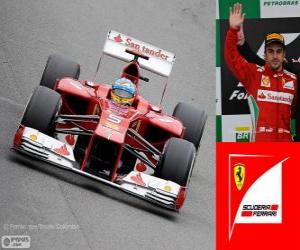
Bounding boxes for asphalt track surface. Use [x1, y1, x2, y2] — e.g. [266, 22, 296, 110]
[0, 1, 215, 249]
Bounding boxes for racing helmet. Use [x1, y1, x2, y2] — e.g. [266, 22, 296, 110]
[111, 78, 136, 105]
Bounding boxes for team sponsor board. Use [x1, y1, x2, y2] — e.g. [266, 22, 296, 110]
[221, 115, 253, 142]
[260, 0, 300, 18]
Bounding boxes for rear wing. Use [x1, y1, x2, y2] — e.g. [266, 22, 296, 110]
[103, 30, 175, 77]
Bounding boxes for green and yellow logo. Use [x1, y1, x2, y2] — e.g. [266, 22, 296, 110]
[235, 126, 251, 142]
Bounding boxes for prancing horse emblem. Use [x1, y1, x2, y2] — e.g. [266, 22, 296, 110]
[234, 163, 245, 191]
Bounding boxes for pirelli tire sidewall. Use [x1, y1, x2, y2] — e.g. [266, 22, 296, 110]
[173, 102, 207, 149]
[156, 137, 196, 187]
[21, 86, 61, 135]
[40, 53, 80, 89]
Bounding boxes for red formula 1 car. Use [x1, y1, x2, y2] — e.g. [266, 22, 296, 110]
[12, 31, 207, 210]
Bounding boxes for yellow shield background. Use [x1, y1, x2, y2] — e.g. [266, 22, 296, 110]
[234, 163, 245, 191]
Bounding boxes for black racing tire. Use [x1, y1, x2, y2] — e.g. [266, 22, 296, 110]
[172, 102, 207, 149]
[21, 86, 61, 135]
[155, 138, 196, 186]
[40, 54, 80, 89]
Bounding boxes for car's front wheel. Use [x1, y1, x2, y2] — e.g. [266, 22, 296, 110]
[173, 102, 207, 149]
[40, 54, 80, 89]
[155, 137, 196, 186]
[21, 86, 61, 135]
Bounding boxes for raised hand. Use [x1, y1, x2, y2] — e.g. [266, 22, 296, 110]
[229, 3, 245, 30]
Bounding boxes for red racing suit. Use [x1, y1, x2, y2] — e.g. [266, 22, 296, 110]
[225, 28, 298, 142]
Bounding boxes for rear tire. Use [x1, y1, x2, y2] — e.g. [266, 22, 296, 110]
[40, 54, 80, 89]
[173, 102, 207, 149]
[155, 138, 196, 186]
[21, 86, 61, 135]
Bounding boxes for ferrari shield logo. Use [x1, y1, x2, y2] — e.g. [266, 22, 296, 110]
[234, 163, 245, 191]
[261, 75, 270, 87]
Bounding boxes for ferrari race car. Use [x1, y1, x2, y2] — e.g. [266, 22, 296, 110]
[12, 31, 207, 210]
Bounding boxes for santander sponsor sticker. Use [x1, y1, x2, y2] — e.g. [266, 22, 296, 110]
[257, 89, 293, 105]
[108, 30, 174, 63]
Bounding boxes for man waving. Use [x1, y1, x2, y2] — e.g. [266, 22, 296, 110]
[225, 3, 298, 142]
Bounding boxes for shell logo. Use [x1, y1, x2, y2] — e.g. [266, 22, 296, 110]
[163, 185, 172, 192]
[30, 134, 38, 141]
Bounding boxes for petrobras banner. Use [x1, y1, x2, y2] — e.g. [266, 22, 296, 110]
[216, 0, 300, 141]
[217, 143, 300, 249]
[260, 0, 300, 18]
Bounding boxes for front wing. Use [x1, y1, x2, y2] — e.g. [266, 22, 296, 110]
[12, 126, 185, 210]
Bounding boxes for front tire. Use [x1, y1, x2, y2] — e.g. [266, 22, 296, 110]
[40, 54, 80, 89]
[21, 86, 61, 135]
[173, 102, 207, 149]
[155, 138, 196, 186]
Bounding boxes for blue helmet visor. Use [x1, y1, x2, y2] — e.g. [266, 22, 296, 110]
[113, 88, 134, 98]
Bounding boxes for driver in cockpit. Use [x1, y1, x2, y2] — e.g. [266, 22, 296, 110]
[111, 77, 136, 106]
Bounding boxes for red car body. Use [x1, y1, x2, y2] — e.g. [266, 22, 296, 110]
[12, 31, 205, 210]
